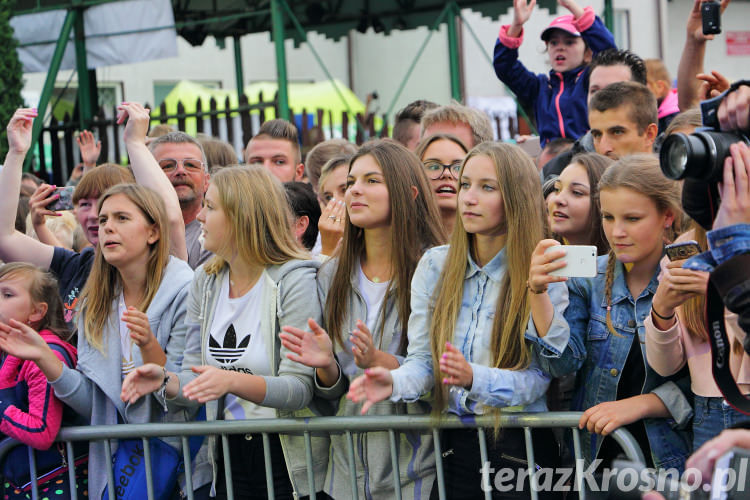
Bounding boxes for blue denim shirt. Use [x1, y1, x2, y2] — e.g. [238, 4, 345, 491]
[685, 224, 750, 272]
[390, 245, 570, 415]
[529, 255, 692, 471]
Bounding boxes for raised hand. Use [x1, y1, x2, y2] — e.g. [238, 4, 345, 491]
[318, 199, 346, 256]
[439, 342, 473, 389]
[697, 70, 731, 101]
[280, 318, 335, 369]
[528, 239, 568, 294]
[557, 0, 584, 19]
[6, 108, 38, 155]
[76, 130, 101, 167]
[686, 0, 731, 43]
[347, 366, 394, 415]
[117, 102, 151, 146]
[651, 260, 708, 325]
[29, 184, 62, 226]
[121, 363, 166, 404]
[512, 0, 536, 28]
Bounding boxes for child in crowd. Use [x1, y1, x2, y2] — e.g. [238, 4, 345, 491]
[547, 152, 612, 254]
[0, 183, 200, 499]
[347, 142, 569, 499]
[493, 0, 616, 146]
[122, 166, 325, 500]
[414, 133, 469, 237]
[280, 140, 445, 500]
[0, 263, 84, 499]
[531, 155, 692, 471]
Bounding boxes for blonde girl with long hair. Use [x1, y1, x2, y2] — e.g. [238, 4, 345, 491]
[0, 183, 198, 499]
[121, 166, 325, 500]
[347, 142, 570, 499]
[533, 155, 693, 471]
[279, 139, 445, 500]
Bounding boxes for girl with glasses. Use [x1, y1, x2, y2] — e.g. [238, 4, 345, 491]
[414, 134, 469, 237]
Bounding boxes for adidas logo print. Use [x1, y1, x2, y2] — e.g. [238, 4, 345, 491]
[209, 324, 251, 364]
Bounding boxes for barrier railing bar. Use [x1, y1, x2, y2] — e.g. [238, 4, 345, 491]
[262, 433, 276, 500]
[27, 446, 39, 500]
[104, 439, 115, 500]
[221, 434, 234, 500]
[524, 427, 538, 500]
[477, 427, 492, 500]
[345, 430, 358, 500]
[432, 429, 445, 500]
[65, 440, 79, 500]
[388, 429, 402, 500]
[572, 427, 587, 500]
[144, 436, 155, 500]
[611, 426, 647, 465]
[304, 430, 316, 500]
[181, 436, 195, 500]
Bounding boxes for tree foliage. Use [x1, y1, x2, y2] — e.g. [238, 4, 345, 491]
[0, 4, 25, 161]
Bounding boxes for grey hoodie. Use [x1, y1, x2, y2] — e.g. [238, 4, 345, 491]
[50, 256, 197, 500]
[315, 258, 436, 500]
[161, 259, 329, 497]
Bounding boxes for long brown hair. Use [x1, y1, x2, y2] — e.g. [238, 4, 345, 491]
[598, 155, 682, 335]
[0, 263, 70, 341]
[429, 142, 545, 412]
[79, 184, 170, 351]
[681, 224, 708, 341]
[324, 139, 445, 354]
[203, 166, 308, 276]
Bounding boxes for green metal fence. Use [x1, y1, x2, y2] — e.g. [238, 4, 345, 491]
[0, 412, 645, 500]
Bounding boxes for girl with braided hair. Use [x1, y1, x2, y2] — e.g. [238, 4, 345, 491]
[531, 155, 693, 472]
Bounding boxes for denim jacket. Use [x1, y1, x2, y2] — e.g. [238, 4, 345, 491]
[391, 245, 570, 415]
[530, 255, 692, 471]
[686, 224, 750, 272]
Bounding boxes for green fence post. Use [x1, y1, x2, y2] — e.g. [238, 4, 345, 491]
[604, 0, 614, 33]
[270, 0, 290, 120]
[446, 3, 462, 102]
[26, 9, 76, 170]
[73, 3, 92, 130]
[233, 35, 245, 103]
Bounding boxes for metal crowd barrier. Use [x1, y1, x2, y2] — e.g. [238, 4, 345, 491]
[0, 411, 645, 500]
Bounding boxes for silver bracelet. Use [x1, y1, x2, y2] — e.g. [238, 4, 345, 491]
[157, 367, 170, 412]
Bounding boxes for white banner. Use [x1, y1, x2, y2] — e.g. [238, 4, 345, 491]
[11, 0, 178, 73]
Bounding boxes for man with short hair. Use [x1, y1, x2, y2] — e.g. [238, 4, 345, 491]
[149, 131, 212, 269]
[542, 48, 648, 180]
[420, 102, 494, 149]
[392, 100, 438, 150]
[588, 81, 658, 159]
[244, 119, 304, 183]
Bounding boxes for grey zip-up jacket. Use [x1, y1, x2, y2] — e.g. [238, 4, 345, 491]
[315, 259, 436, 500]
[161, 259, 329, 498]
[49, 257, 199, 500]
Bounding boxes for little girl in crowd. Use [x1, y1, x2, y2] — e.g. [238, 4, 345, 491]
[348, 142, 570, 499]
[0, 263, 82, 499]
[531, 155, 692, 471]
[493, 0, 616, 146]
[281, 140, 445, 500]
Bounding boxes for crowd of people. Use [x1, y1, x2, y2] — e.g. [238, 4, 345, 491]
[0, 0, 749, 498]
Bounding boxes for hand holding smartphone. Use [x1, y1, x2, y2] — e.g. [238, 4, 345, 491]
[544, 245, 598, 278]
[45, 186, 75, 212]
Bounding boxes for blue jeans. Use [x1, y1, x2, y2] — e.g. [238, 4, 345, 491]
[693, 395, 750, 450]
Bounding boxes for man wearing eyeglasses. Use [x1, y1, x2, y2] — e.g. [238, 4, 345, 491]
[148, 132, 212, 269]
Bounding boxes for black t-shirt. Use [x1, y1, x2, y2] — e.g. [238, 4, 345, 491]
[49, 246, 95, 330]
[596, 334, 654, 469]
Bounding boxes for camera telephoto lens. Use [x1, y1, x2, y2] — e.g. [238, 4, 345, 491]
[660, 131, 749, 182]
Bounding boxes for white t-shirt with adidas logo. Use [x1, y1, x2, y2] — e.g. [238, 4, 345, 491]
[205, 273, 275, 420]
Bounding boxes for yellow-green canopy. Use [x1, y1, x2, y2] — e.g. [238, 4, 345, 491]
[153, 79, 367, 137]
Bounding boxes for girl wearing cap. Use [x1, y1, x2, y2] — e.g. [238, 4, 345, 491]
[493, 0, 616, 147]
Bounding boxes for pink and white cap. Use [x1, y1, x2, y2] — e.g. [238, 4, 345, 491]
[541, 14, 581, 41]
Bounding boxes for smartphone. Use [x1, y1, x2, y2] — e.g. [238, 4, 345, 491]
[46, 186, 75, 212]
[702, 0, 721, 35]
[544, 245, 597, 278]
[665, 240, 702, 261]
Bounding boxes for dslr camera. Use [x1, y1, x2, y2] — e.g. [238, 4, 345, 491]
[659, 82, 750, 230]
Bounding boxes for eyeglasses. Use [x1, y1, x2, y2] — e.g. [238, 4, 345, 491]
[422, 160, 462, 180]
[158, 158, 205, 173]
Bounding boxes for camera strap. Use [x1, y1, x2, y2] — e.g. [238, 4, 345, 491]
[706, 274, 750, 415]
